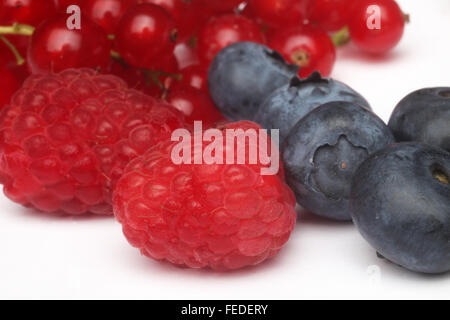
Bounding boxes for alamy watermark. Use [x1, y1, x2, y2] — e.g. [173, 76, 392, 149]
[66, 5, 81, 30]
[170, 122, 280, 176]
[367, 5, 382, 30]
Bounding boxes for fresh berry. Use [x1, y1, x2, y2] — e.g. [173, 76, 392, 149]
[282, 101, 394, 221]
[166, 86, 224, 126]
[348, 0, 405, 54]
[115, 3, 177, 69]
[350, 143, 450, 274]
[308, 0, 356, 32]
[113, 121, 297, 270]
[268, 25, 336, 78]
[0, 68, 185, 215]
[388, 87, 450, 152]
[82, 0, 135, 34]
[0, 64, 20, 108]
[255, 72, 370, 142]
[27, 14, 111, 74]
[0, 0, 57, 26]
[247, 0, 310, 29]
[198, 14, 265, 64]
[208, 42, 298, 121]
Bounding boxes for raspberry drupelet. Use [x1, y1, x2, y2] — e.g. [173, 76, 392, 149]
[0, 68, 186, 215]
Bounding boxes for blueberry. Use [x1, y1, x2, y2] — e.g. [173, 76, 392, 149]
[350, 143, 450, 274]
[388, 87, 450, 152]
[208, 41, 299, 121]
[255, 72, 371, 142]
[282, 101, 394, 221]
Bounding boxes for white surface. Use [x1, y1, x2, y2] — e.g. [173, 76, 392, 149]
[0, 0, 449, 300]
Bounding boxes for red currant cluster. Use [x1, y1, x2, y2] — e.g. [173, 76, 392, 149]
[0, 0, 406, 115]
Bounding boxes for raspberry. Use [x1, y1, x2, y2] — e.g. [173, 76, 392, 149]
[0, 68, 186, 215]
[113, 121, 297, 270]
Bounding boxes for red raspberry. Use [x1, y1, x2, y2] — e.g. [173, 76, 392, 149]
[113, 121, 297, 270]
[0, 68, 186, 215]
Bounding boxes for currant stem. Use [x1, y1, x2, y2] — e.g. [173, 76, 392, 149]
[332, 26, 351, 47]
[0, 35, 25, 66]
[110, 50, 122, 59]
[0, 23, 35, 36]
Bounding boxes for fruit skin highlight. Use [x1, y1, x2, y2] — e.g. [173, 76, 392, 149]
[255, 72, 370, 142]
[350, 143, 450, 274]
[208, 42, 298, 121]
[282, 101, 394, 221]
[113, 121, 297, 270]
[388, 87, 450, 152]
[0, 68, 185, 215]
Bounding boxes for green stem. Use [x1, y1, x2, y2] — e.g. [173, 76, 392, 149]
[157, 70, 182, 81]
[331, 26, 351, 47]
[0, 23, 35, 36]
[110, 50, 122, 59]
[0, 35, 25, 65]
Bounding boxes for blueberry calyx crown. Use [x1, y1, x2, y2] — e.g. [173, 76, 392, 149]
[289, 71, 330, 89]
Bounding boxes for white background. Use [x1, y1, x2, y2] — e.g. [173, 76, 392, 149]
[0, 0, 449, 300]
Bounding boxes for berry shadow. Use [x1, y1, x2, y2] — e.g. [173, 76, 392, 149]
[296, 206, 353, 227]
[370, 254, 450, 283]
[121, 239, 297, 279]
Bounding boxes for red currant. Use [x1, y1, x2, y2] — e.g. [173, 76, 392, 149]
[27, 14, 111, 74]
[0, 64, 20, 108]
[0, 0, 57, 26]
[269, 25, 336, 77]
[309, 0, 357, 32]
[198, 14, 265, 64]
[248, 0, 310, 29]
[202, 0, 243, 13]
[348, 0, 405, 54]
[82, 0, 135, 34]
[115, 3, 177, 68]
[166, 86, 223, 126]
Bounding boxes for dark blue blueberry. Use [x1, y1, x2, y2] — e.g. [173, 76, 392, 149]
[208, 41, 298, 121]
[255, 72, 371, 142]
[282, 101, 394, 221]
[388, 87, 450, 152]
[350, 143, 450, 274]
